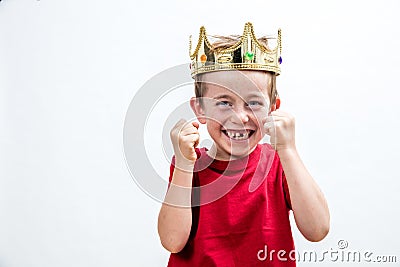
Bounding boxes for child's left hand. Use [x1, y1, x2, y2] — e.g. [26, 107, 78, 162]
[264, 110, 296, 151]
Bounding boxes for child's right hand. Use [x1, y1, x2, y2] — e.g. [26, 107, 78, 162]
[170, 119, 200, 169]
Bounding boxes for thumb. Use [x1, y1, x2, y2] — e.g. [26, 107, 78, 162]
[191, 121, 200, 129]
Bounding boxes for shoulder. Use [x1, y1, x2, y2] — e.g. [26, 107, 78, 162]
[251, 143, 283, 177]
[195, 147, 206, 158]
[257, 143, 280, 162]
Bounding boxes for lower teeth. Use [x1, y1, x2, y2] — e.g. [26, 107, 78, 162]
[227, 133, 248, 139]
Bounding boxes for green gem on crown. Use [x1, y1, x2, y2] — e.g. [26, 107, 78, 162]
[245, 51, 254, 60]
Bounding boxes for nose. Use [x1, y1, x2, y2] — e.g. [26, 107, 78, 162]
[230, 107, 250, 124]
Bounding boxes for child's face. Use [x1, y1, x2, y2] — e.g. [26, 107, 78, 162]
[192, 70, 272, 160]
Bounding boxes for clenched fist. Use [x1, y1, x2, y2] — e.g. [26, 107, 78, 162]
[264, 110, 296, 151]
[170, 119, 200, 170]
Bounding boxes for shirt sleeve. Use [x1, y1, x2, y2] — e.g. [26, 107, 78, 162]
[168, 156, 176, 184]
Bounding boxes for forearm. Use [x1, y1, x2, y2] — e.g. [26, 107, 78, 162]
[158, 166, 193, 253]
[278, 148, 330, 242]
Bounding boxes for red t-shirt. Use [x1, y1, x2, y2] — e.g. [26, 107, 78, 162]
[167, 143, 295, 267]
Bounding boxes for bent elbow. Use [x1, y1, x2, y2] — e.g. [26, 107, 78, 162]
[158, 224, 190, 253]
[160, 235, 189, 253]
[158, 213, 191, 253]
[305, 223, 330, 242]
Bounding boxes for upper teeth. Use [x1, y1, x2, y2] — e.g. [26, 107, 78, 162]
[226, 131, 249, 140]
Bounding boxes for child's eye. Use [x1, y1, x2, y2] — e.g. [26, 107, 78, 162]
[247, 101, 263, 107]
[216, 101, 231, 107]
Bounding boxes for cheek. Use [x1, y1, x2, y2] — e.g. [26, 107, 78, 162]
[206, 121, 222, 136]
[206, 117, 224, 130]
[205, 108, 230, 124]
[251, 109, 268, 126]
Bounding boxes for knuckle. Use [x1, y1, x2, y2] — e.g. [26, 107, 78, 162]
[170, 127, 179, 138]
[169, 130, 175, 139]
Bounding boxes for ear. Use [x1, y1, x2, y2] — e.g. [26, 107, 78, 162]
[190, 97, 207, 124]
[275, 96, 281, 109]
[270, 96, 281, 112]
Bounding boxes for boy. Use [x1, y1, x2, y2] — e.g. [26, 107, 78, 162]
[158, 22, 330, 266]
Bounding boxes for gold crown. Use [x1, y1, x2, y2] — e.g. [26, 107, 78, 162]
[189, 22, 282, 78]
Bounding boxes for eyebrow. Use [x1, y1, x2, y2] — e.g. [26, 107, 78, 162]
[246, 92, 266, 98]
[213, 94, 235, 100]
[213, 93, 268, 101]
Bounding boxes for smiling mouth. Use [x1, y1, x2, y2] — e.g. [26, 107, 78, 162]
[222, 129, 255, 140]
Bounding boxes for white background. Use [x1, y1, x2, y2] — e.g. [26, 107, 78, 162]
[1, 0, 400, 266]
